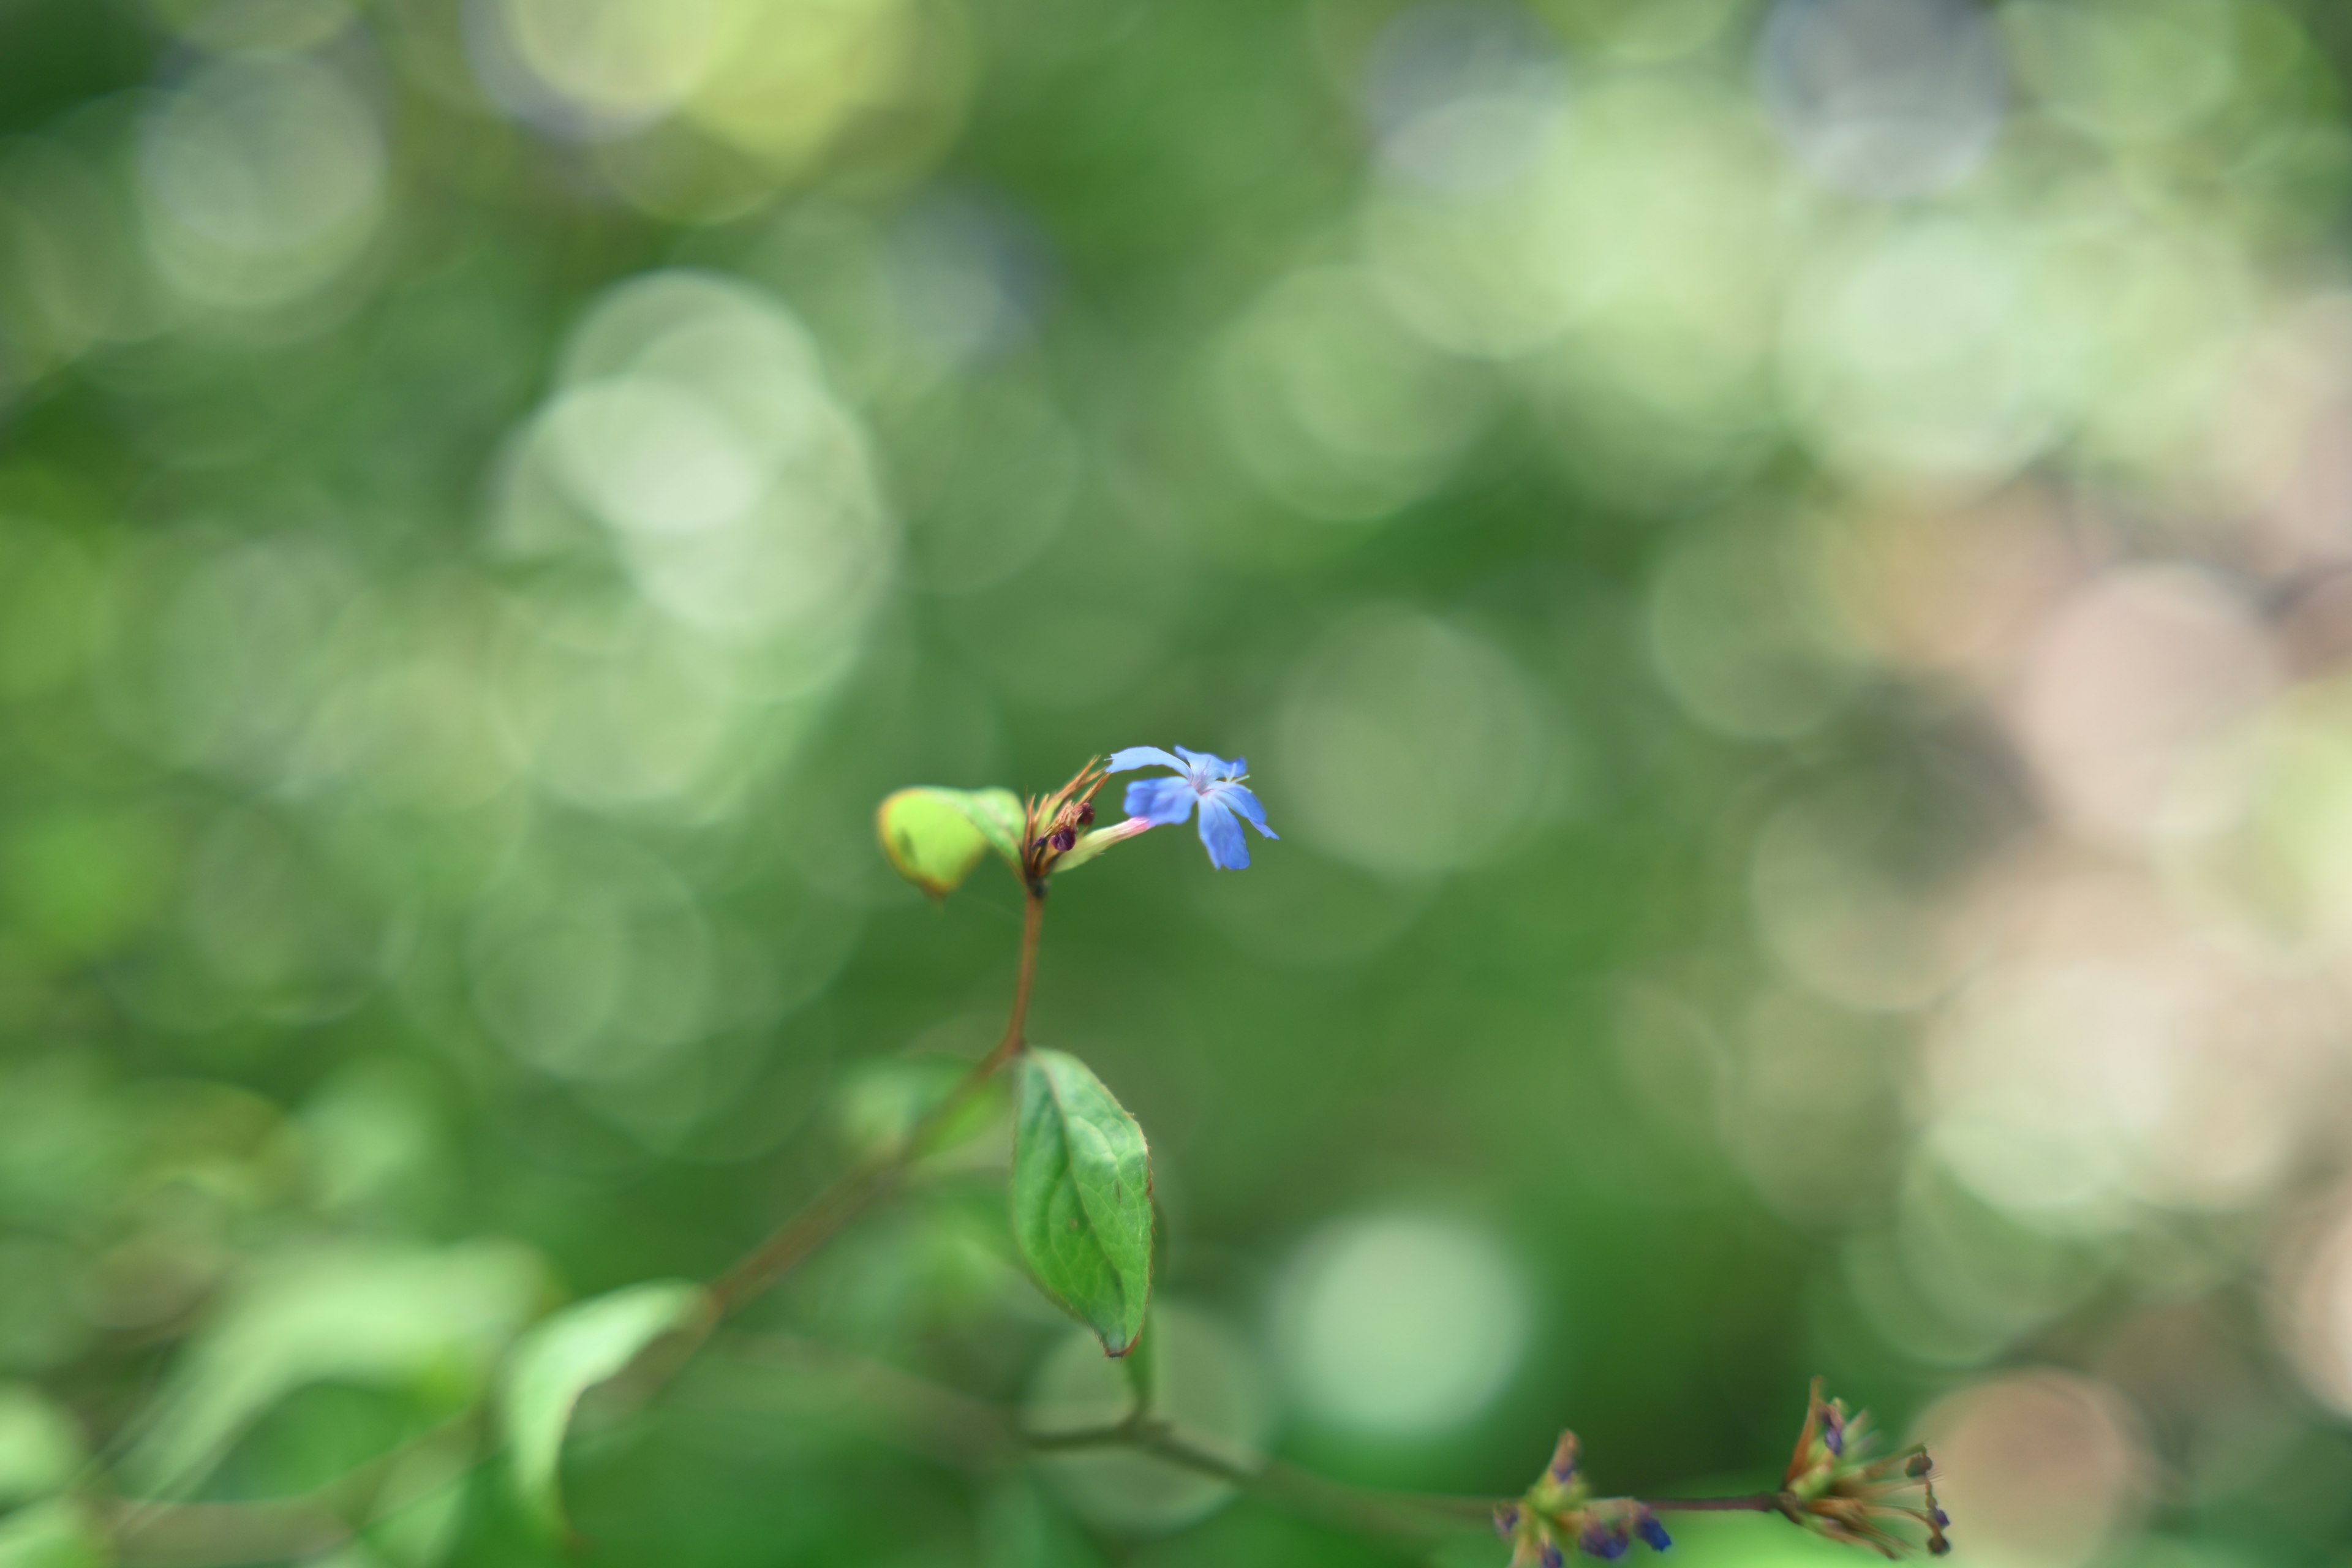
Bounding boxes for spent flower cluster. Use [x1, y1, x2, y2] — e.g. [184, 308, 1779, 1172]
[1777, 1380, 1950, 1558]
[1495, 1433, 1673, 1568]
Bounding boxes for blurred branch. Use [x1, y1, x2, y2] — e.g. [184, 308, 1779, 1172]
[100, 1413, 479, 1568]
[706, 887, 1046, 1319]
[711, 1330, 1498, 1553]
[84, 889, 1055, 1567]
[104, 1497, 354, 1568]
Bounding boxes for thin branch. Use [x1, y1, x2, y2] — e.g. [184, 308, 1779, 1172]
[1128, 1425, 1487, 1542]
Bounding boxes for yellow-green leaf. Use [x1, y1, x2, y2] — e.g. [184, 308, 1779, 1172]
[876, 786, 1024, 897]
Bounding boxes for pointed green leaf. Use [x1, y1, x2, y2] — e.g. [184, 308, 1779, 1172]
[876, 787, 1025, 897]
[1011, 1050, 1154, 1357]
[497, 1281, 711, 1537]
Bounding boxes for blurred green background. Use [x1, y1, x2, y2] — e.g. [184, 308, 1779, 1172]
[7, 0, 2352, 1564]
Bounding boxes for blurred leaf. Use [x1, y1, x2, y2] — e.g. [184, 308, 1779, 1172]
[0, 1501, 106, 1568]
[954, 788, 1028, 864]
[497, 1281, 712, 1538]
[876, 787, 1025, 897]
[835, 1057, 1005, 1161]
[1011, 1050, 1153, 1357]
[0, 1385, 81, 1508]
[123, 1241, 543, 1496]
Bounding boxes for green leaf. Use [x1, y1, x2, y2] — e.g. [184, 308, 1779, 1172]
[876, 787, 1025, 897]
[1011, 1050, 1154, 1357]
[497, 1281, 712, 1537]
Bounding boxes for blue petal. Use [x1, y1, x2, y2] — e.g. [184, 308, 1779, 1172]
[1172, 745, 1236, 778]
[1124, 776, 1197, 826]
[1208, 780, 1277, 839]
[1106, 746, 1189, 775]
[1196, 794, 1248, 869]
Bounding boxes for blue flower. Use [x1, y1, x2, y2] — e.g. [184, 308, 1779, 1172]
[1105, 746, 1278, 870]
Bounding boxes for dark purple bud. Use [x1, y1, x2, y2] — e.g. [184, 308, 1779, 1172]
[1542, 1546, 1565, 1568]
[1822, 1416, 1844, 1457]
[1582, 1526, 1629, 1561]
[1932, 1510, 1949, 1529]
[1906, 1453, 1932, 1478]
[1076, 801, 1095, 826]
[1496, 1506, 1520, 1539]
[1637, 1516, 1672, 1553]
[1049, 826, 1076, 853]
[1929, 1539, 1951, 1556]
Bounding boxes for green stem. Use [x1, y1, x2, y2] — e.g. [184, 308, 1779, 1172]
[1120, 1318, 1155, 1421]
